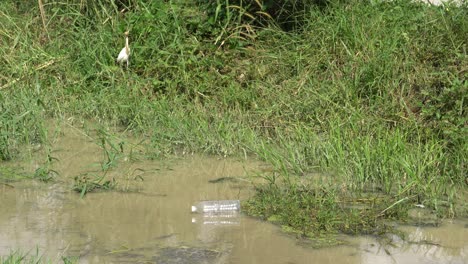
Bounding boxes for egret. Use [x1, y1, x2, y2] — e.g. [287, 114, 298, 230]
[116, 31, 130, 69]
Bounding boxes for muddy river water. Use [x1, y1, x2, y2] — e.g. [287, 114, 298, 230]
[0, 123, 467, 263]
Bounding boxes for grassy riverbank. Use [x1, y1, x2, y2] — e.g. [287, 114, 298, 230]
[1, 0, 466, 239]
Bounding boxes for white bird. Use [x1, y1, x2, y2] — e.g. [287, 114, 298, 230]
[117, 31, 130, 69]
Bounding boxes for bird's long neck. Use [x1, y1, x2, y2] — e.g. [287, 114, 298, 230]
[125, 37, 130, 54]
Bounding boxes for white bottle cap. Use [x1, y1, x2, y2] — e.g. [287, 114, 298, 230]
[191, 206, 197, 212]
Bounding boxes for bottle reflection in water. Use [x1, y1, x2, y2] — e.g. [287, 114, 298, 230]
[192, 211, 241, 226]
[191, 201, 241, 244]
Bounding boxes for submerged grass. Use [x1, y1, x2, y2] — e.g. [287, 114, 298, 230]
[0, 167, 28, 184]
[0, 0, 466, 239]
[0, 250, 78, 264]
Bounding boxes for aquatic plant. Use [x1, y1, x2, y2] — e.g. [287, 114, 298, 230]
[73, 172, 117, 198]
[0, 250, 78, 264]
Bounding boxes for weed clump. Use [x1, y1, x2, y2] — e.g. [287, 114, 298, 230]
[73, 173, 117, 197]
[244, 183, 408, 243]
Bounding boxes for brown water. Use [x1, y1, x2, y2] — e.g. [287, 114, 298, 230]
[1, 123, 467, 263]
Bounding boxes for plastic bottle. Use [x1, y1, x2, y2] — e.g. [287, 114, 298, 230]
[191, 200, 241, 213]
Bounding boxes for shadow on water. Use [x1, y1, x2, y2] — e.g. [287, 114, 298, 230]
[0, 121, 467, 263]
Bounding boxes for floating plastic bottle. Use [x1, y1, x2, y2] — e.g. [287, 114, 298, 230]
[191, 200, 241, 213]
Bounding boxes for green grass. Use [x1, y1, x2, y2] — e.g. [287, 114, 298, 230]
[0, 251, 78, 264]
[0, 0, 466, 238]
[0, 167, 29, 184]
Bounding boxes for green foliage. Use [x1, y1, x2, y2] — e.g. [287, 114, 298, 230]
[73, 172, 117, 197]
[0, 92, 46, 161]
[244, 183, 397, 240]
[0, 0, 466, 235]
[31, 145, 60, 182]
[71, 129, 125, 197]
[0, 167, 28, 183]
[419, 76, 467, 148]
[200, 0, 332, 31]
[33, 164, 58, 182]
[0, 250, 78, 264]
[96, 128, 125, 170]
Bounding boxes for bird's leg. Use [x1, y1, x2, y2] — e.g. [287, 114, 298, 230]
[126, 60, 129, 70]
